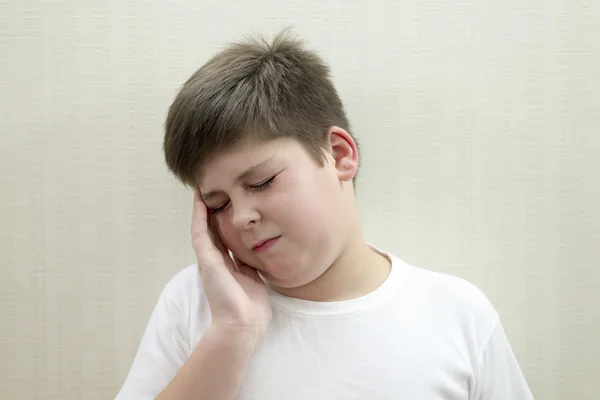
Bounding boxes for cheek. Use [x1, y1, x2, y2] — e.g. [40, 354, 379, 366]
[214, 218, 241, 250]
[275, 186, 332, 229]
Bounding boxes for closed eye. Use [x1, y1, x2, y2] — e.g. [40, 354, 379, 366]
[249, 176, 276, 192]
[210, 201, 229, 215]
[210, 176, 276, 215]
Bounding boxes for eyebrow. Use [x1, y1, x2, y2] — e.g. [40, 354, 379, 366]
[201, 156, 275, 202]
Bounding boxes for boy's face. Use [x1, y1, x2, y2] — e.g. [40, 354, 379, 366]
[197, 132, 358, 289]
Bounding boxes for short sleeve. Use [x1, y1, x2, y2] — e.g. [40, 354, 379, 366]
[114, 290, 191, 400]
[474, 319, 534, 399]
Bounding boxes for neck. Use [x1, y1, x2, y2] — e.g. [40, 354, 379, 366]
[270, 234, 392, 302]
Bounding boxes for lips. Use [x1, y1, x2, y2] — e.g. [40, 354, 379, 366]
[252, 236, 280, 253]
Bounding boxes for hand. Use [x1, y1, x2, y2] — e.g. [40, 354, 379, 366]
[191, 187, 272, 337]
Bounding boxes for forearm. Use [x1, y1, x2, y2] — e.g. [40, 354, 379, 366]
[156, 324, 261, 400]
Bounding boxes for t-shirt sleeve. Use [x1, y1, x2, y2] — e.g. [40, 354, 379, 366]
[474, 318, 534, 399]
[114, 290, 191, 400]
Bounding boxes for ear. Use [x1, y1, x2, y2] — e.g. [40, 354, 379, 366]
[327, 126, 359, 182]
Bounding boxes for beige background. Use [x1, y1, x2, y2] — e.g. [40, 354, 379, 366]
[1, 1, 599, 399]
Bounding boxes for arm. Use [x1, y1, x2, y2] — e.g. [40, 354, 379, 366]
[474, 318, 534, 399]
[114, 284, 265, 400]
[116, 188, 271, 399]
[156, 324, 262, 400]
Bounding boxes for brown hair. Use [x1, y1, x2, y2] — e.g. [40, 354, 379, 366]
[163, 30, 357, 187]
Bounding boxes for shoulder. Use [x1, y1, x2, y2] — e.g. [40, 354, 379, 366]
[409, 264, 497, 319]
[395, 257, 499, 353]
[162, 263, 202, 299]
[157, 263, 210, 323]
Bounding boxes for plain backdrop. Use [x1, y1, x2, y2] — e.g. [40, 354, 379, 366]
[1, 1, 599, 399]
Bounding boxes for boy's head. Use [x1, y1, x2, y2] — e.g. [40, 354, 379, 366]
[163, 31, 362, 288]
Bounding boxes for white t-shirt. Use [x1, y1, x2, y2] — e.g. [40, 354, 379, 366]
[115, 250, 533, 399]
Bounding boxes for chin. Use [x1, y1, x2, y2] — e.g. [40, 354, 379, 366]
[260, 260, 328, 290]
[258, 264, 297, 286]
[256, 240, 338, 288]
[256, 263, 298, 287]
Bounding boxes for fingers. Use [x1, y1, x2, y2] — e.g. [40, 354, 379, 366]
[207, 212, 228, 255]
[191, 186, 212, 252]
[233, 256, 265, 285]
[192, 187, 236, 274]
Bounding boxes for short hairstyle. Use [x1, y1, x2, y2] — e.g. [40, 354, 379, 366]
[163, 30, 356, 187]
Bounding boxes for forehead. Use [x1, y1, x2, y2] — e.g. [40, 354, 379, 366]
[195, 138, 300, 184]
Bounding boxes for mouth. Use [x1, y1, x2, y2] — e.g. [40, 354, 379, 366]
[252, 236, 281, 254]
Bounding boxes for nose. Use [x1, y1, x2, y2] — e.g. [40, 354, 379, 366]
[231, 200, 261, 231]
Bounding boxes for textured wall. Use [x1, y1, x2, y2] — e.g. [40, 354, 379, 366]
[1, 1, 598, 399]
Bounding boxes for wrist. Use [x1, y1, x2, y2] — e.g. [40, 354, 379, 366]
[209, 323, 266, 348]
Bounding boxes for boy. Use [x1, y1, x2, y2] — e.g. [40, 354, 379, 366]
[115, 32, 533, 399]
